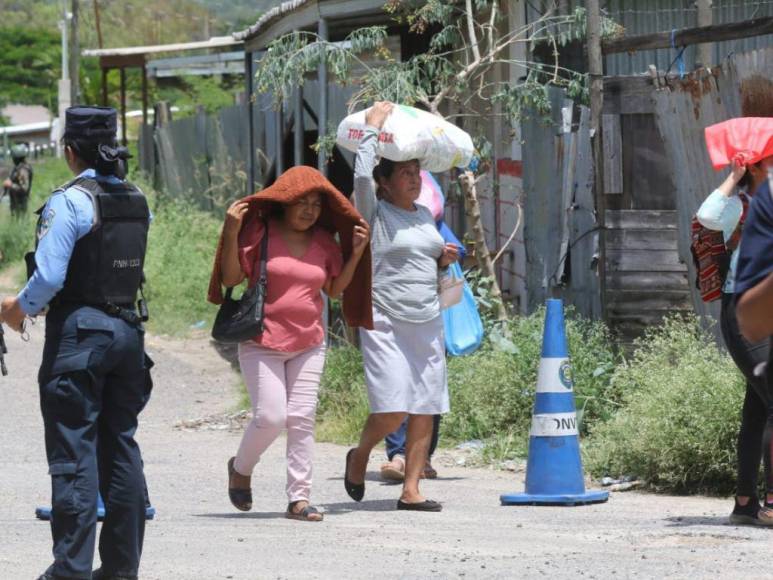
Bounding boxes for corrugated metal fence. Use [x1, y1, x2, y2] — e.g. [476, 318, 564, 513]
[138, 104, 250, 213]
[652, 44, 773, 330]
[138, 80, 359, 212]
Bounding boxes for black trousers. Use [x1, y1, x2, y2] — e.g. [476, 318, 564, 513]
[9, 188, 28, 216]
[40, 305, 153, 578]
[720, 293, 773, 499]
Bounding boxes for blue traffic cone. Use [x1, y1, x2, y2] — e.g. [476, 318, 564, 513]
[500, 299, 608, 506]
[36, 492, 156, 520]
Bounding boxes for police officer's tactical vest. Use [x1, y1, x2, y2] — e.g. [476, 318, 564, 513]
[30, 176, 150, 307]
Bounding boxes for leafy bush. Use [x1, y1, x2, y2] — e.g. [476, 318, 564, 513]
[142, 196, 223, 335]
[441, 307, 618, 454]
[585, 315, 744, 495]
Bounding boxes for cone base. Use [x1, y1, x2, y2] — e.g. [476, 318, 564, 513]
[35, 506, 156, 521]
[500, 490, 609, 506]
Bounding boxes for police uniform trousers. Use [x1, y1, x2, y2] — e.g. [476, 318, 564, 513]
[39, 304, 153, 579]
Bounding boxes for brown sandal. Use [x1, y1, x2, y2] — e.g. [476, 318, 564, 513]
[286, 501, 324, 522]
[227, 457, 252, 512]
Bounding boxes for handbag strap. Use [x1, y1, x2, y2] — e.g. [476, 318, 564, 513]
[223, 219, 270, 298]
[257, 219, 269, 286]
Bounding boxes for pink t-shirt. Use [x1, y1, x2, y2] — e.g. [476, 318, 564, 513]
[248, 221, 343, 352]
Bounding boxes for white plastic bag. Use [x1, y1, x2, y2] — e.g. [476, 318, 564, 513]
[336, 104, 475, 173]
[439, 268, 465, 310]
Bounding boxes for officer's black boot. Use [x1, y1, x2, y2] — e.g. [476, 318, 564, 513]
[91, 567, 138, 580]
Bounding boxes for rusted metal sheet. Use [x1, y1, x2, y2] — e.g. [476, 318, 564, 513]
[565, 106, 602, 320]
[523, 88, 572, 313]
[523, 92, 600, 319]
[652, 68, 739, 333]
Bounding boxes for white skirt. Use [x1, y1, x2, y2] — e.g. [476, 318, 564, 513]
[359, 307, 450, 415]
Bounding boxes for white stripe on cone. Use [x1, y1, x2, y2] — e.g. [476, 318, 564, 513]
[530, 412, 579, 437]
[535, 357, 574, 393]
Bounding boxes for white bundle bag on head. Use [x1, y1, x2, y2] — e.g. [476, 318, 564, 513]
[336, 104, 475, 173]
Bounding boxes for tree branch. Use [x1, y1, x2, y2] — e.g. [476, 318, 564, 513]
[465, 0, 482, 62]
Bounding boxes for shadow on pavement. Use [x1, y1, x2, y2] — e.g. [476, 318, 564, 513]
[326, 472, 468, 484]
[192, 511, 289, 520]
[321, 499, 398, 513]
[664, 515, 732, 527]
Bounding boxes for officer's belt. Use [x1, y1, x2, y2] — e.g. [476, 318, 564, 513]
[51, 299, 143, 326]
[101, 303, 143, 326]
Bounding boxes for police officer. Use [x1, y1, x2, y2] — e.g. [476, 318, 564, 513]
[3, 143, 33, 216]
[0, 107, 153, 580]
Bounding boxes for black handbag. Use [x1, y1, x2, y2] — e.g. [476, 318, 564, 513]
[211, 221, 269, 343]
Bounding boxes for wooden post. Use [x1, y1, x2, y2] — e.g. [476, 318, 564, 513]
[275, 105, 284, 175]
[94, 0, 104, 49]
[695, 0, 713, 68]
[317, 17, 329, 175]
[294, 86, 304, 166]
[101, 67, 108, 106]
[245, 51, 256, 194]
[587, 0, 607, 321]
[141, 64, 148, 128]
[154, 101, 172, 127]
[603, 16, 773, 54]
[119, 67, 127, 146]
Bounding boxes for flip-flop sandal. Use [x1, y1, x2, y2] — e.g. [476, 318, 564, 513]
[344, 449, 365, 502]
[227, 457, 252, 512]
[422, 464, 438, 480]
[380, 459, 406, 482]
[286, 502, 324, 522]
[396, 499, 443, 512]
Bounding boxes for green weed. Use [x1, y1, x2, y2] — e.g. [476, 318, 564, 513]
[142, 196, 222, 335]
[316, 345, 370, 444]
[584, 315, 744, 495]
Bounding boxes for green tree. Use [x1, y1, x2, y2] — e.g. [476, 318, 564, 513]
[0, 27, 61, 110]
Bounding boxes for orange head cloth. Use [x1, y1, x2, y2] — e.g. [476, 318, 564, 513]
[705, 117, 773, 170]
[207, 165, 374, 330]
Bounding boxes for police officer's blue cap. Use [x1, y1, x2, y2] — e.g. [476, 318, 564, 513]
[64, 106, 117, 141]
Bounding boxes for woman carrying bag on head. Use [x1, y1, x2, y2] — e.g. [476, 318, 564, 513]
[344, 101, 459, 512]
[208, 166, 371, 522]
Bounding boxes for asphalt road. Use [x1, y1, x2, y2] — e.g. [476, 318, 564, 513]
[1, 318, 771, 580]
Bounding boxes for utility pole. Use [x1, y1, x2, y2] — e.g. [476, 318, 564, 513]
[70, 0, 80, 106]
[587, 0, 607, 320]
[695, 0, 713, 68]
[57, 0, 72, 158]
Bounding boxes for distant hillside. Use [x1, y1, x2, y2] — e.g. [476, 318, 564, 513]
[196, 0, 283, 32]
[0, 0, 283, 42]
[0, 0, 284, 112]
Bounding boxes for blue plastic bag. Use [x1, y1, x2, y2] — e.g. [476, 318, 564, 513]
[442, 262, 484, 356]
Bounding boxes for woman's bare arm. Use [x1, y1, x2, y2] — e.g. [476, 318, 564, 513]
[220, 200, 249, 287]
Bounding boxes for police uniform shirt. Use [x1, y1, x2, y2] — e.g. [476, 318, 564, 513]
[18, 168, 126, 316]
[735, 178, 773, 297]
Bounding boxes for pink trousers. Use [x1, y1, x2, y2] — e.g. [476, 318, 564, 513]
[233, 342, 326, 502]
